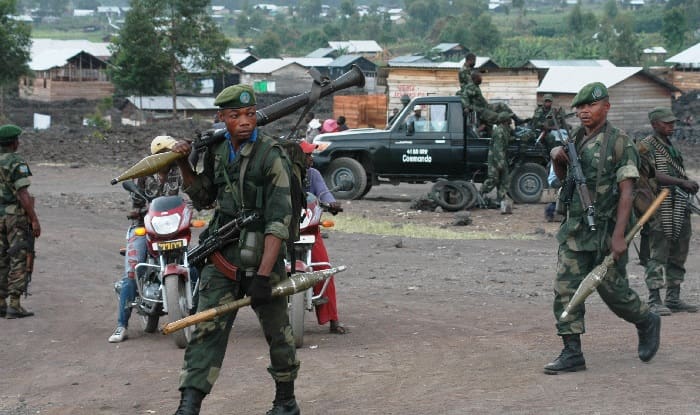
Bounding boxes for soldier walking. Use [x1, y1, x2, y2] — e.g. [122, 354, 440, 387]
[479, 112, 514, 208]
[0, 124, 41, 318]
[637, 107, 699, 315]
[544, 82, 660, 374]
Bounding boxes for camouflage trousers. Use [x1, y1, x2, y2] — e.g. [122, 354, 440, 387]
[179, 262, 299, 394]
[0, 213, 30, 298]
[645, 214, 692, 290]
[553, 243, 649, 335]
[480, 157, 509, 201]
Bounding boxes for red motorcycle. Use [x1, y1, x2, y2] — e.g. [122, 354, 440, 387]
[287, 191, 340, 348]
[117, 181, 201, 348]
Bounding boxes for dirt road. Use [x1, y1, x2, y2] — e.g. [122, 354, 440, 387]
[2, 164, 700, 415]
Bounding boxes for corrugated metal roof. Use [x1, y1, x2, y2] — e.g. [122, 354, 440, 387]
[328, 40, 382, 53]
[29, 38, 111, 71]
[328, 55, 367, 67]
[527, 59, 615, 68]
[126, 96, 217, 111]
[388, 55, 431, 64]
[666, 42, 700, 65]
[242, 59, 296, 74]
[643, 46, 667, 54]
[537, 66, 642, 93]
[287, 57, 333, 67]
[305, 48, 336, 58]
[389, 56, 492, 68]
[432, 43, 461, 53]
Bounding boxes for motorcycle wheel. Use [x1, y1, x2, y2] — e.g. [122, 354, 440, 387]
[165, 275, 193, 349]
[289, 290, 306, 348]
[141, 314, 160, 333]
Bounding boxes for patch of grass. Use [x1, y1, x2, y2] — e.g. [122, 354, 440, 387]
[330, 214, 536, 240]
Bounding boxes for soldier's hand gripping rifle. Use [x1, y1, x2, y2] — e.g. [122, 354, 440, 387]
[551, 113, 596, 230]
[187, 212, 260, 268]
[560, 188, 670, 321]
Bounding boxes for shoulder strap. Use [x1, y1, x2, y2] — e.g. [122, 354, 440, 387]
[593, 124, 616, 202]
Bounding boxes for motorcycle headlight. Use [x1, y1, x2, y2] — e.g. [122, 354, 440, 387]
[151, 213, 181, 235]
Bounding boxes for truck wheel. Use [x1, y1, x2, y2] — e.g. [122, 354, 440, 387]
[432, 181, 470, 211]
[325, 157, 368, 200]
[452, 180, 478, 209]
[509, 163, 547, 204]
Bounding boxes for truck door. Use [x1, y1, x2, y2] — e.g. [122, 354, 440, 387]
[386, 103, 454, 176]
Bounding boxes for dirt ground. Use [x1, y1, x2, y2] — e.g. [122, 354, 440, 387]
[2, 108, 700, 414]
[1, 155, 700, 415]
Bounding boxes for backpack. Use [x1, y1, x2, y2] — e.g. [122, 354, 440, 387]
[243, 139, 307, 269]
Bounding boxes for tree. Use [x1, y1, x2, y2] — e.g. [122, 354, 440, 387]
[110, 0, 230, 117]
[468, 13, 501, 53]
[609, 13, 640, 65]
[0, 0, 32, 116]
[253, 32, 281, 58]
[603, 0, 618, 21]
[108, 1, 170, 97]
[340, 0, 355, 17]
[299, 0, 322, 23]
[661, 7, 688, 53]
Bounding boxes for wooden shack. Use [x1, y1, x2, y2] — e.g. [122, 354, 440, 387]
[538, 67, 680, 132]
[385, 66, 539, 118]
[333, 95, 387, 129]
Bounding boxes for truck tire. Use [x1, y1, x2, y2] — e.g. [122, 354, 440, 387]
[431, 181, 470, 211]
[452, 180, 478, 210]
[325, 157, 368, 200]
[509, 163, 547, 204]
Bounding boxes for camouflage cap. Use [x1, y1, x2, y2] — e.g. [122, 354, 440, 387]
[214, 84, 256, 109]
[648, 107, 677, 123]
[0, 124, 22, 143]
[543, 94, 554, 102]
[571, 82, 608, 108]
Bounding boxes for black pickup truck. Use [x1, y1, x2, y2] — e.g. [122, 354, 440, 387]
[311, 95, 550, 204]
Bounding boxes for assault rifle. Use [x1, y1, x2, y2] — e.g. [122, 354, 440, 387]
[187, 212, 260, 268]
[551, 113, 597, 230]
[25, 222, 35, 298]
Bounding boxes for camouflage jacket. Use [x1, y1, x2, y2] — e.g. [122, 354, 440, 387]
[460, 83, 488, 112]
[458, 67, 474, 94]
[183, 128, 292, 269]
[637, 133, 686, 180]
[556, 122, 639, 252]
[0, 150, 32, 215]
[488, 124, 510, 167]
[532, 105, 569, 131]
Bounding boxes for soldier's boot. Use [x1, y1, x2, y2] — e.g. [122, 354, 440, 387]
[0, 297, 6, 318]
[664, 286, 698, 313]
[648, 289, 672, 316]
[266, 381, 300, 415]
[6, 296, 34, 319]
[173, 388, 206, 415]
[636, 312, 661, 362]
[543, 334, 586, 375]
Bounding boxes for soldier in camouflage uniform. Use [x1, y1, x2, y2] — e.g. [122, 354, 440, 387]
[544, 82, 661, 375]
[479, 112, 513, 206]
[461, 72, 520, 128]
[170, 85, 300, 415]
[0, 124, 41, 318]
[532, 94, 569, 152]
[637, 107, 699, 316]
[458, 52, 476, 95]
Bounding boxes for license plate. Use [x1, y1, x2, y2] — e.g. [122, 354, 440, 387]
[156, 239, 185, 251]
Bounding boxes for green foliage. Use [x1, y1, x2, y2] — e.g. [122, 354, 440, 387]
[662, 7, 688, 53]
[608, 13, 640, 65]
[492, 37, 550, 67]
[602, 0, 618, 21]
[109, 0, 229, 114]
[107, 0, 170, 96]
[0, 0, 32, 90]
[254, 31, 282, 58]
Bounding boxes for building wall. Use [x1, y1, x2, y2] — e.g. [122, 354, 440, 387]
[241, 65, 312, 95]
[386, 67, 539, 117]
[608, 74, 673, 132]
[667, 68, 700, 93]
[552, 75, 673, 132]
[19, 78, 114, 102]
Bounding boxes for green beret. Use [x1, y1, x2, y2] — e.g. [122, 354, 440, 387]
[543, 94, 554, 102]
[571, 82, 608, 108]
[214, 84, 256, 109]
[0, 124, 22, 144]
[648, 107, 677, 123]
